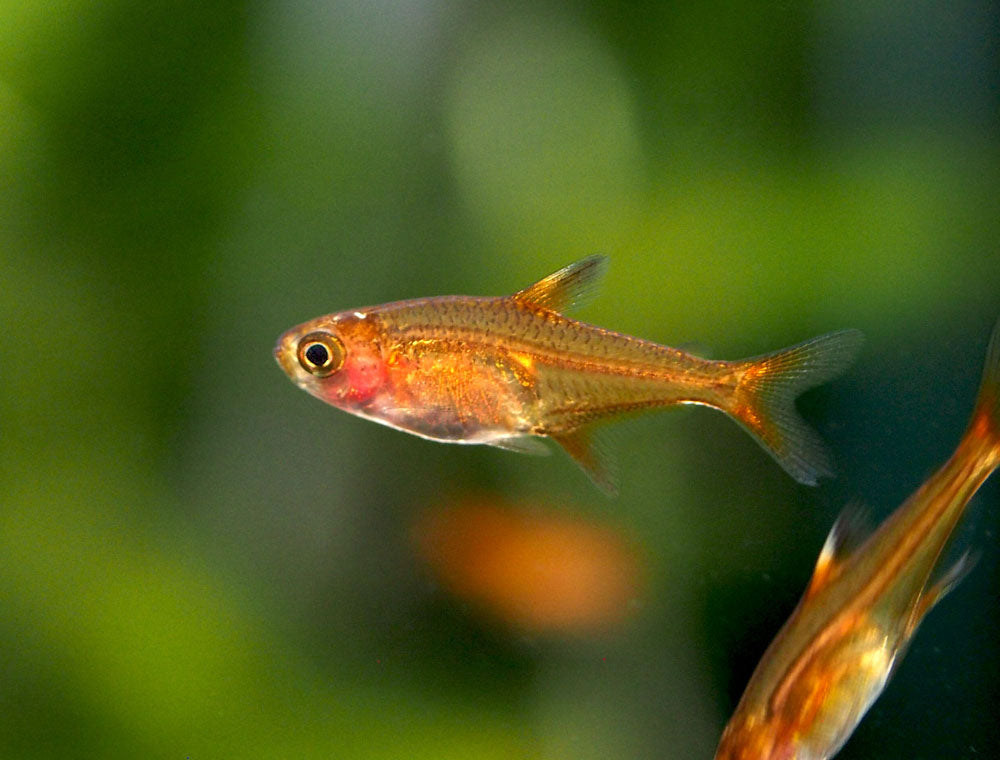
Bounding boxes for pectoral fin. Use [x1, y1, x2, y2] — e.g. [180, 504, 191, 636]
[551, 427, 618, 496]
[487, 436, 551, 456]
[512, 255, 608, 315]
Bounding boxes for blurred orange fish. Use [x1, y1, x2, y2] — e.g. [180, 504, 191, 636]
[412, 498, 641, 633]
[715, 319, 1000, 760]
[274, 256, 863, 492]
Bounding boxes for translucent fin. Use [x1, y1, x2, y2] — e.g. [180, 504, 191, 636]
[805, 503, 871, 600]
[512, 255, 609, 315]
[731, 329, 865, 485]
[486, 436, 551, 456]
[906, 550, 978, 638]
[551, 427, 619, 496]
[966, 316, 1000, 458]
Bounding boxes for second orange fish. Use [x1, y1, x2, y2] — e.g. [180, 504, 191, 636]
[274, 256, 863, 492]
[715, 319, 1000, 760]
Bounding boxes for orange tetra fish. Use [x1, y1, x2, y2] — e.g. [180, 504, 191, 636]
[274, 256, 863, 492]
[715, 318, 1000, 760]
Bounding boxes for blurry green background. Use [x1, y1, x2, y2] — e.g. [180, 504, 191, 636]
[2, 1, 998, 758]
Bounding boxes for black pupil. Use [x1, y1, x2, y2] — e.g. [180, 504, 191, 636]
[305, 342, 330, 367]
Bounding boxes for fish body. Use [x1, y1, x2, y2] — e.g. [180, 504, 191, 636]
[715, 319, 1000, 760]
[275, 256, 863, 491]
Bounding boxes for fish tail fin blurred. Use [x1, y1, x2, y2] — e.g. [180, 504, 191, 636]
[730, 329, 865, 485]
[964, 316, 1000, 467]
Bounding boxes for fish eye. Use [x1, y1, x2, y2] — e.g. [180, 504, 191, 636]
[296, 332, 345, 377]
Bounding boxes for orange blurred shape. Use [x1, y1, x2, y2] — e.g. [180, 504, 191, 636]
[412, 498, 643, 634]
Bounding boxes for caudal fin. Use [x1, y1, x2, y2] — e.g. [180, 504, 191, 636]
[965, 317, 1000, 462]
[731, 329, 865, 485]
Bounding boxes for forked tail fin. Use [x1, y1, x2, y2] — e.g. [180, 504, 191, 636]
[730, 329, 865, 485]
[965, 317, 1000, 466]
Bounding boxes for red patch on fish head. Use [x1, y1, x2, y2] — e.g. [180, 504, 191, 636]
[339, 350, 388, 403]
[276, 311, 391, 408]
[313, 315, 388, 406]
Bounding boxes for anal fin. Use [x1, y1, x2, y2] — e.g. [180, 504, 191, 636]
[551, 427, 618, 496]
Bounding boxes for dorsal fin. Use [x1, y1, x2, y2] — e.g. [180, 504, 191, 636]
[805, 503, 870, 600]
[512, 255, 608, 314]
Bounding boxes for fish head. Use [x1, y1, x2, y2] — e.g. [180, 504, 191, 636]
[274, 311, 389, 409]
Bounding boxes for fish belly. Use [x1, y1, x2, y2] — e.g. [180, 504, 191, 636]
[367, 347, 537, 442]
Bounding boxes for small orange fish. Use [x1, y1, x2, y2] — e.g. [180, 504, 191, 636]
[274, 256, 862, 492]
[715, 319, 1000, 760]
[412, 497, 642, 633]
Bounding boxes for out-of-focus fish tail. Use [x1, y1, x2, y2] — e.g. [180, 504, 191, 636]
[965, 317, 1000, 467]
[730, 329, 865, 485]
